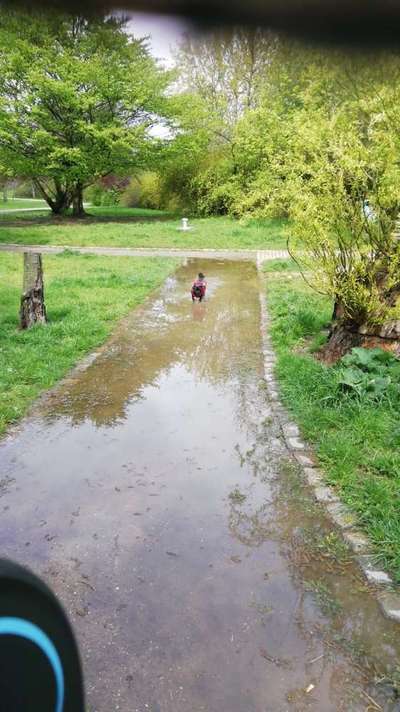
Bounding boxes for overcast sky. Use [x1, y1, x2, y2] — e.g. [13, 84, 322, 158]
[127, 12, 190, 66]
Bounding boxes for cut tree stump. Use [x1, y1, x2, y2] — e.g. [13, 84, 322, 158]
[20, 252, 47, 329]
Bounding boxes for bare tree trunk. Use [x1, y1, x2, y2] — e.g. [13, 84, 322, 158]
[320, 298, 360, 361]
[34, 178, 72, 215]
[20, 253, 47, 329]
[324, 323, 361, 361]
[72, 183, 86, 218]
[323, 294, 400, 361]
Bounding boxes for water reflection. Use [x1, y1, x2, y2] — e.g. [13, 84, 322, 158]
[42, 261, 263, 430]
[191, 302, 207, 322]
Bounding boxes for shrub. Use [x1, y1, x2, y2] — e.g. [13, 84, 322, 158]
[120, 177, 141, 207]
[84, 184, 103, 207]
[100, 188, 121, 206]
[121, 172, 163, 210]
[337, 347, 400, 401]
[139, 173, 163, 210]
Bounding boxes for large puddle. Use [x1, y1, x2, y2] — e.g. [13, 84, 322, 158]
[1, 260, 400, 711]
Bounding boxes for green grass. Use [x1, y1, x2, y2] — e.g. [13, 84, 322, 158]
[0, 251, 178, 436]
[262, 257, 297, 272]
[0, 198, 49, 211]
[0, 213, 287, 249]
[87, 206, 170, 218]
[267, 273, 400, 580]
[0, 205, 167, 223]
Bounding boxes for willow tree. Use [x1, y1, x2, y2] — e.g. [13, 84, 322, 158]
[0, 9, 172, 217]
[280, 55, 400, 358]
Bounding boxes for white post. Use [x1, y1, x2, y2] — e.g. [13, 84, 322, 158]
[177, 217, 192, 232]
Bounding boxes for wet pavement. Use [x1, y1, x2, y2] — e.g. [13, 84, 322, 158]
[1, 259, 400, 711]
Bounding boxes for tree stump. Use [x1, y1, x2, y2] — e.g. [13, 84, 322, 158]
[20, 253, 47, 329]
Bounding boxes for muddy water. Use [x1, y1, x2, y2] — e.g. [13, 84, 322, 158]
[1, 260, 400, 712]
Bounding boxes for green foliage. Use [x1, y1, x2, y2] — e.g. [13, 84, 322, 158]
[85, 184, 103, 207]
[99, 188, 121, 207]
[120, 177, 142, 208]
[0, 252, 178, 435]
[191, 156, 237, 215]
[120, 172, 164, 210]
[342, 346, 396, 370]
[337, 347, 400, 400]
[170, 29, 277, 216]
[137, 172, 163, 210]
[259, 50, 400, 330]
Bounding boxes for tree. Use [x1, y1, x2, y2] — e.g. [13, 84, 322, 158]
[214, 38, 317, 218]
[0, 9, 173, 216]
[165, 28, 277, 215]
[176, 28, 276, 143]
[271, 52, 400, 357]
[0, 175, 10, 202]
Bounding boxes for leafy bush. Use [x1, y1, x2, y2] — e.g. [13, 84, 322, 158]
[120, 177, 141, 207]
[120, 171, 187, 212]
[100, 188, 121, 206]
[139, 173, 163, 210]
[337, 347, 400, 400]
[84, 183, 103, 206]
[121, 172, 164, 210]
[191, 158, 236, 216]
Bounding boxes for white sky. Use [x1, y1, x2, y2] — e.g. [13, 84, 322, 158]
[127, 12, 190, 66]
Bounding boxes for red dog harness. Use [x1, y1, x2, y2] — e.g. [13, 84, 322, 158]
[191, 280, 206, 299]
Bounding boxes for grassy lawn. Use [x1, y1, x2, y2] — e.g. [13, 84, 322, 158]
[87, 206, 170, 218]
[0, 198, 49, 211]
[266, 267, 400, 580]
[0, 205, 168, 224]
[0, 213, 287, 250]
[0, 251, 178, 436]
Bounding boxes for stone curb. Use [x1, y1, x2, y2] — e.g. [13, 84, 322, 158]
[0, 244, 289, 262]
[257, 262, 400, 623]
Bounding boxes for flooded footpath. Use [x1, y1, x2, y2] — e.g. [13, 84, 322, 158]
[1, 260, 400, 711]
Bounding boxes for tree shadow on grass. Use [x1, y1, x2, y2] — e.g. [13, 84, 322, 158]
[0, 213, 175, 229]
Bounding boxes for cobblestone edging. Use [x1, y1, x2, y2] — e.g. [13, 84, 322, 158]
[257, 262, 400, 624]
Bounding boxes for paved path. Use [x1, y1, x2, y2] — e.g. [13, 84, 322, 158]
[0, 259, 399, 711]
[0, 200, 90, 214]
[0, 207, 50, 214]
[0, 243, 289, 262]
